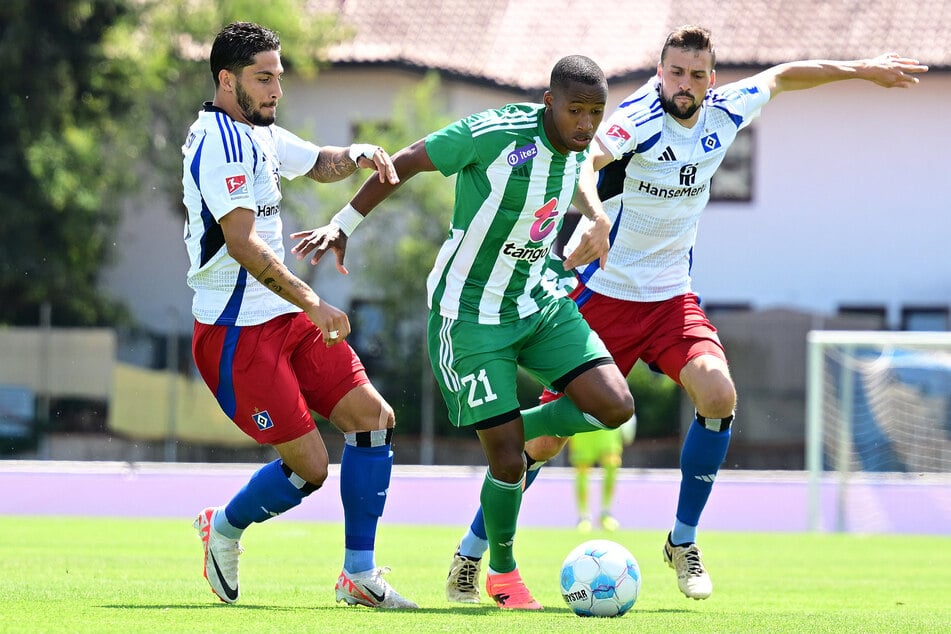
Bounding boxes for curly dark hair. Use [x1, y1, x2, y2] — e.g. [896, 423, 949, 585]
[210, 22, 281, 86]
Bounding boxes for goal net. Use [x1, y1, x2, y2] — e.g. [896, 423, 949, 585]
[805, 330, 951, 531]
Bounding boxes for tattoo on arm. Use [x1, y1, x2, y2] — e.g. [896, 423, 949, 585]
[255, 254, 310, 298]
[255, 262, 273, 281]
[256, 259, 283, 294]
[310, 151, 356, 182]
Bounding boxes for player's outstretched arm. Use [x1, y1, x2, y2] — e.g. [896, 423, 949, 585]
[758, 53, 929, 98]
[307, 144, 399, 184]
[290, 138, 438, 272]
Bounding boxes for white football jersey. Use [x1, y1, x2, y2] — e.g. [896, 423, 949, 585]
[181, 104, 320, 326]
[569, 76, 770, 302]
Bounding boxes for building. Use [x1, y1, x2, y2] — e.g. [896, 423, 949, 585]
[89, 2, 951, 465]
[103, 0, 951, 336]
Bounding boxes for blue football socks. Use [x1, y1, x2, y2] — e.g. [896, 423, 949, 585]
[672, 417, 732, 544]
[340, 430, 393, 574]
[217, 459, 314, 538]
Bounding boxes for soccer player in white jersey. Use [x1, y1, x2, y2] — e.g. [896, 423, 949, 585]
[291, 55, 636, 610]
[442, 25, 928, 603]
[182, 22, 417, 609]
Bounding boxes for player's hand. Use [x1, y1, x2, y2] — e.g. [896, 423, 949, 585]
[563, 213, 611, 270]
[306, 300, 351, 347]
[290, 224, 350, 274]
[865, 53, 929, 87]
[354, 145, 400, 185]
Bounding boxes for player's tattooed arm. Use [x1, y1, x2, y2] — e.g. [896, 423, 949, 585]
[254, 249, 310, 300]
[307, 144, 399, 185]
[307, 147, 357, 183]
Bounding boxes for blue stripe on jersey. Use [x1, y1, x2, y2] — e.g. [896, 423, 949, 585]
[618, 91, 653, 109]
[627, 104, 664, 127]
[198, 199, 225, 268]
[634, 130, 662, 154]
[190, 137, 227, 267]
[214, 113, 232, 162]
[214, 112, 243, 163]
[215, 267, 248, 326]
[710, 104, 744, 129]
[577, 203, 625, 285]
[215, 325, 241, 418]
[577, 259, 598, 286]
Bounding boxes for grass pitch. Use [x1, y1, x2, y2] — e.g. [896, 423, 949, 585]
[0, 517, 948, 633]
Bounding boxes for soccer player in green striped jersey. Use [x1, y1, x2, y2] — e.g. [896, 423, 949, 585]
[292, 55, 636, 610]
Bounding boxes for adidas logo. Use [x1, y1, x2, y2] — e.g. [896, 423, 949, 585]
[657, 146, 677, 161]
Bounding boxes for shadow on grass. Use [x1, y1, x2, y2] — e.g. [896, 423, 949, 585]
[100, 603, 690, 616]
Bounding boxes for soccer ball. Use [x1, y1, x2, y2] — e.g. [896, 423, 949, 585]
[560, 539, 640, 617]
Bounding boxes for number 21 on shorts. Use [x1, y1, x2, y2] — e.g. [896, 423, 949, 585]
[461, 368, 498, 407]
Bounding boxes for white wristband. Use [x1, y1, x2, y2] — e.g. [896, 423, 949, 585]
[330, 204, 365, 236]
[348, 143, 378, 163]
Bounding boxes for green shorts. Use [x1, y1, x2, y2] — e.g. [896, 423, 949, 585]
[427, 297, 610, 428]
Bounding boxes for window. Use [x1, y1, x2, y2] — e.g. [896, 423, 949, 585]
[349, 299, 387, 373]
[703, 302, 752, 318]
[901, 306, 949, 331]
[837, 305, 888, 330]
[710, 126, 754, 202]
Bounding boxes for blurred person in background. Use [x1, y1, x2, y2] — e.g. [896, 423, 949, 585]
[570, 415, 635, 532]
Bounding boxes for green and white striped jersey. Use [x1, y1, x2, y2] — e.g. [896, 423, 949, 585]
[424, 103, 587, 325]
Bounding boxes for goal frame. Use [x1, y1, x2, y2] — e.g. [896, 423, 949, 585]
[805, 329, 951, 531]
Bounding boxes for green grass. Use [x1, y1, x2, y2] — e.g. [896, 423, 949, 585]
[0, 517, 948, 633]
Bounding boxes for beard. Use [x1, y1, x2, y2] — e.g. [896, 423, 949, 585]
[660, 91, 701, 121]
[235, 81, 275, 126]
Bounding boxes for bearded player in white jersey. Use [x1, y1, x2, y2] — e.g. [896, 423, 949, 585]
[292, 55, 638, 610]
[183, 21, 418, 609]
[443, 25, 928, 603]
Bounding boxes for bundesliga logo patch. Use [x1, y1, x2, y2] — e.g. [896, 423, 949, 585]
[225, 175, 248, 199]
[252, 410, 274, 431]
[606, 124, 631, 141]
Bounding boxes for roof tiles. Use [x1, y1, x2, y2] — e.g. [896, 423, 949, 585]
[310, 0, 950, 89]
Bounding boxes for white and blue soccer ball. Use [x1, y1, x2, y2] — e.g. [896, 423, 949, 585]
[560, 539, 641, 617]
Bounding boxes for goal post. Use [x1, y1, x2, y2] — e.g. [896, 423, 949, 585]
[805, 330, 951, 532]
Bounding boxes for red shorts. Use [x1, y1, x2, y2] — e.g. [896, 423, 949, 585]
[192, 312, 369, 445]
[540, 288, 725, 403]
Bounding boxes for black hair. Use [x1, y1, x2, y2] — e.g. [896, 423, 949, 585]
[210, 22, 281, 86]
[550, 55, 606, 93]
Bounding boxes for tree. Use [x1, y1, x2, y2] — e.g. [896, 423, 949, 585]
[0, 0, 345, 326]
[0, 0, 135, 325]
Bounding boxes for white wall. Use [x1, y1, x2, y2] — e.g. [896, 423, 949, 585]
[690, 70, 950, 327]
[101, 67, 949, 334]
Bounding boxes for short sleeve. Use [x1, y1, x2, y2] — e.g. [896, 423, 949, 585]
[201, 162, 255, 222]
[425, 116, 480, 176]
[714, 77, 772, 130]
[272, 125, 321, 180]
[597, 116, 637, 160]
